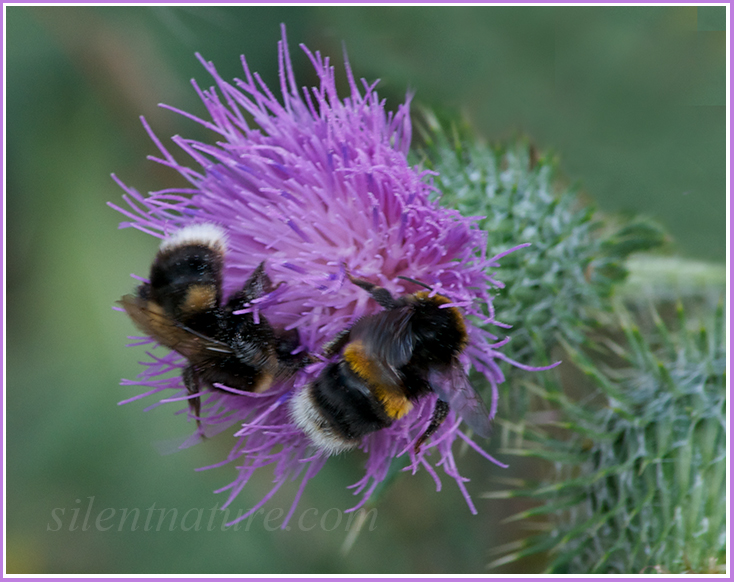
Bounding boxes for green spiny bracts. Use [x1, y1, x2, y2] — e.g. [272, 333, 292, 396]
[415, 110, 666, 372]
[487, 301, 726, 574]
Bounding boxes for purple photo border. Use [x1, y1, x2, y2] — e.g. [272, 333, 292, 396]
[1, 3, 730, 581]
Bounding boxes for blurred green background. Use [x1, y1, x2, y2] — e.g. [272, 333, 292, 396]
[6, 6, 726, 574]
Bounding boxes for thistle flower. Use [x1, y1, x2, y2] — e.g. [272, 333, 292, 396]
[111, 26, 548, 527]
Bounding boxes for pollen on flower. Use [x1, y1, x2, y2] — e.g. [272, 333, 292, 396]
[110, 24, 553, 527]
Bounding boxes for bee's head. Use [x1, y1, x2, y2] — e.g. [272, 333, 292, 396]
[409, 293, 468, 365]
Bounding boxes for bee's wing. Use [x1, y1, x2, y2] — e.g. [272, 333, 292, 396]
[352, 308, 415, 368]
[118, 295, 233, 360]
[349, 308, 415, 387]
[428, 365, 491, 438]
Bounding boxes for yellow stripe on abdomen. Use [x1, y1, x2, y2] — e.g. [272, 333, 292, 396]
[343, 341, 413, 420]
[373, 386, 413, 420]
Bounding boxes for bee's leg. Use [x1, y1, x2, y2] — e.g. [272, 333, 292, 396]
[299, 327, 352, 368]
[414, 399, 450, 453]
[182, 366, 203, 431]
[242, 262, 275, 301]
[346, 273, 399, 309]
[298, 328, 351, 369]
[320, 328, 352, 358]
[274, 327, 310, 373]
[225, 262, 278, 311]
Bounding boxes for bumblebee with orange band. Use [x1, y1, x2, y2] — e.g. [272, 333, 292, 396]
[291, 272, 492, 455]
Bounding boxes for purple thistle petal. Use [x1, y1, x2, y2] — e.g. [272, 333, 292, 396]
[112, 26, 551, 525]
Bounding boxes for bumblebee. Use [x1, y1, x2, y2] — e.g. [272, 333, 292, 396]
[119, 224, 302, 425]
[290, 273, 491, 455]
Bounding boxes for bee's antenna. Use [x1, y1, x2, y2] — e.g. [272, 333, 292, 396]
[397, 276, 433, 291]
